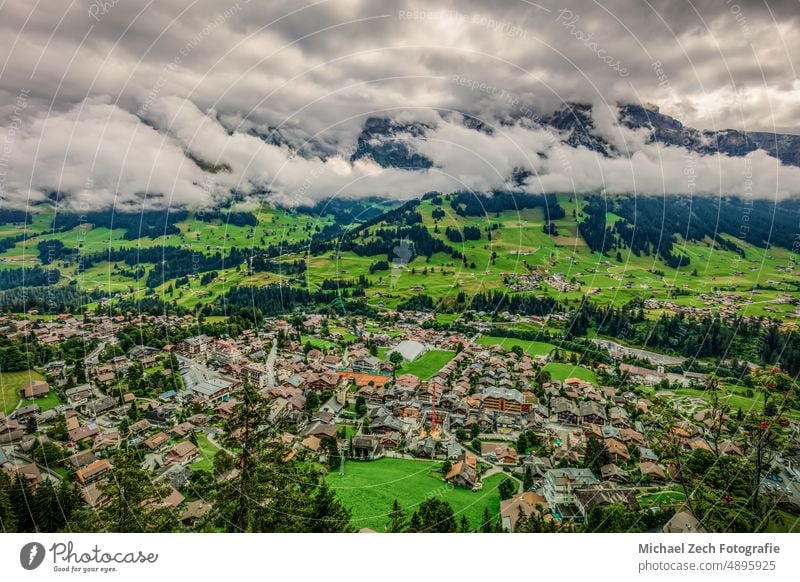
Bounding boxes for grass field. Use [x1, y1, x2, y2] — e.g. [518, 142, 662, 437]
[189, 432, 220, 473]
[301, 335, 338, 350]
[637, 490, 686, 508]
[764, 509, 800, 533]
[327, 457, 505, 531]
[476, 335, 555, 357]
[0, 370, 45, 414]
[542, 362, 598, 384]
[397, 350, 456, 380]
[19, 390, 62, 412]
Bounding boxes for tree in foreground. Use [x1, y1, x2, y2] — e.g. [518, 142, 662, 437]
[211, 380, 352, 532]
[407, 498, 456, 532]
[99, 451, 179, 532]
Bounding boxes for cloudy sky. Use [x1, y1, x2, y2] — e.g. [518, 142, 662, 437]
[0, 0, 798, 210]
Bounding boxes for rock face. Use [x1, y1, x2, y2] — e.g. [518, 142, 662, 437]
[547, 102, 800, 166]
[349, 105, 800, 169]
[350, 117, 433, 169]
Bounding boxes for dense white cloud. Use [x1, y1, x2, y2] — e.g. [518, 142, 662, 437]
[0, 0, 798, 210]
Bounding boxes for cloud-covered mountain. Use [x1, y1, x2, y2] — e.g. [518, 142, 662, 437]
[0, 0, 798, 211]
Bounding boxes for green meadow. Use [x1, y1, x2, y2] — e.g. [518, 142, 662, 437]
[327, 457, 504, 531]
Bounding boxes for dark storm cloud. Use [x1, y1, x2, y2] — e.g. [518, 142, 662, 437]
[0, 0, 798, 209]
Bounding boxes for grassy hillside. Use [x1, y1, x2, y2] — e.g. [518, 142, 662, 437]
[1, 195, 798, 320]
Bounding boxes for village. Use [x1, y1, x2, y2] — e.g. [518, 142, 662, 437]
[2, 307, 799, 533]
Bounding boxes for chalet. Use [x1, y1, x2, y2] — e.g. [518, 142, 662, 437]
[619, 428, 645, 445]
[187, 414, 209, 426]
[719, 441, 743, 457]
[108, 356, 131, 372]
[520, 455, 552, 478]
[336, 371, 391, 389]
[216, 401, 236, 419]
[281, 374, 305, 390]
[445, 458, 479, 489]
[20, 380, 50, 399]
[128, 345, 161, 367]
[145, 406, 175, 426]
[13, 404, 40, 420]
[638, 461, 667, 481]
[603, 437, 630, 462]
[80, 483, 108, 509]
[180, 500, 212, 525]
[574, 483, 639, 519]
[417, 437, 437, 458]
[638, 446, 659, 462]
[129, 419, 154, 436]
[158, 390, 177, 402]
[65, 384, 93, 406]
[155, 487, 186, 510]
[82, 396, 117, 416]
[482, 387, 523, 414]
[303, 421, 337, 438]
[395, 374, 421, 391]
[165, 441, 200, 465]
[170, 422, 195, 438]
[352, 435, 382, 460]
[11, 463, 43, 488]
[579, 401, 607, 426]
[370, 414, 406, 435]
[75, 459, 112, 485]
[92, 430, 121, 452]
[321, 355, 341, 369]
[300, 435, 321, 452]
[600, 463, 629, 482]
[551, 397, 579, 425]
[500, 492, 550, 532]
[143, 432, 170, 451]
[306, 348, 324, 362]
[68, 423, 100, 443]
[93, 372, 117, 386]
[482, 443, 518, 465]
[609, 406, 630, 428]
[68, 450, 98, 470]
[307, 371, 340, 391]
[351, 355, 381, 374]
[379, 431, 402, 449]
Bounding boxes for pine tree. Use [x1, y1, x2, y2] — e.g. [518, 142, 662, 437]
[212, 381, 351, 532]
[387, 499, 407, 532]
[307, 481, 351, 533]
[481, 508, 493, 532]
[32, 480, 64, 532]
[9, 474, 35, 532]
[99, 451, 178, 532]
[458, 514, 470, 533]
[0, 471, 17, 532]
